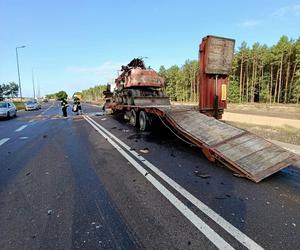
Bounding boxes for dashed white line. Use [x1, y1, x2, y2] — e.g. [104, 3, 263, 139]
[15, 125, 28, 132]
[41, 104, 54, 115]
[0, 138, 10, 146]
[83, 115, 234, 250]
[85, 115, 264, 250]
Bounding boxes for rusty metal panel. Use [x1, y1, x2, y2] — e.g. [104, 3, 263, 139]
[165, 110, 244, 146]
[205, 36, 235, 75]
[158, 107, 300, 182]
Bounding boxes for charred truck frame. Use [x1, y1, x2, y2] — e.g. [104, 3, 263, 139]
[103, 35, 299, 183]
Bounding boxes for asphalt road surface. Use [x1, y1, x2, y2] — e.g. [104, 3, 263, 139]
[0, 102, 299, 250]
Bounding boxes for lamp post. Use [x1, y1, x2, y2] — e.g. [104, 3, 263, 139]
[16, 45, 26, 100]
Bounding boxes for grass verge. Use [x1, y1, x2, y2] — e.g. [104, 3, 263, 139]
[225, 121, 300, 145]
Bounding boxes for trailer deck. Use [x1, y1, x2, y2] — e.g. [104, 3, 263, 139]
[113, 104, 299, 182]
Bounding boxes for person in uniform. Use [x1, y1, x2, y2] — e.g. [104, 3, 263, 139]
[73, 96, 82, 115]
[61, 98, 68, 117]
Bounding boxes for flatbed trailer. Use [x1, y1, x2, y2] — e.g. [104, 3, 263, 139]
[109, 103, 299, 183]
[106, 35, 300, 182]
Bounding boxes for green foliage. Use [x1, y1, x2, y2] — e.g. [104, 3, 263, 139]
[81, 85, 108, 102]
[56, 91, 68, 100]
[46, 91, 68, 100]
[0, 82, 19, 98]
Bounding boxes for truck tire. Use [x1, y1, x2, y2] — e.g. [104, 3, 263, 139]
[139, 110, 149, 131]
[129, 109, 138, 127]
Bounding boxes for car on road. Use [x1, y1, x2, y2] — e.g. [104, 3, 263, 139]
[25, 99, 41, 111]
[0, 101, 17, 118]
[42, 97, 49, 102]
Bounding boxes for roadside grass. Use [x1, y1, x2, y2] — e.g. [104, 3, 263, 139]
[13, 101, 25, 110]
[225, 121, 300, 145]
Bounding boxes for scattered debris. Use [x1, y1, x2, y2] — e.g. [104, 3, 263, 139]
[122, 129, 129, 133]
[127, 134, 142, 140]
[91, 222, 96, 225]
[132, 179, 136, 182]
[47, 210, 53, 215]
[101, 118, 107, 121]
[292, 223, 296, 227]
[32, 235, 36, 239]
[45, 172, 49, 175]
[206, 181, 210, 185]
[7, 168, 10, 171]
[20, 137, 29, 140]
[266, 201, 270, 205]
[145, 172, 149, 176]
[26, 172, 31, 176]
[43, 135, 47, 138]
[215, 196, 227, 200]
[170, 153, 176, 157]
[96, 225, 101, 229]
[110, 126, 117, 129]
[140, 148, 149, 154]
[95, 112, 104, 116]
[130, 148, 135, 151]
[8, 151, 11, 154]
[188, 241, 191, 246]
[194, 171, 211, 179]
[233, 173, 244, 178]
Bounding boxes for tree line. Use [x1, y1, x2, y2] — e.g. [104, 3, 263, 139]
[0, 82, 19, 99]
[79, 35, 300, 104]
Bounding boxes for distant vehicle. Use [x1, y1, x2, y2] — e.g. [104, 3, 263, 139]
[0, 101, 17, 118]
[42, 98, 49, 102]
[25, 99, 41, 111]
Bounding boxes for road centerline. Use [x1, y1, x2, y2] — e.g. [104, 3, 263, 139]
[83, 115, 235, 250]
[15, 125, 27, 132]
[0, 138, 10, 146]
[85, 115, 264, 250]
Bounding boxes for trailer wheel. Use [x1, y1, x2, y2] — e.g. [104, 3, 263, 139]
[129, 109, 138, 127]
[139, 110, 149, 131]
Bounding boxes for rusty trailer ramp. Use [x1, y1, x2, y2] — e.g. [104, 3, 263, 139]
[156, 107, 299, 183]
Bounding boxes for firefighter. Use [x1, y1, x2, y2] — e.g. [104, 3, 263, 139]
[73, 96, 82, 115]
[61, 98, 68, 117]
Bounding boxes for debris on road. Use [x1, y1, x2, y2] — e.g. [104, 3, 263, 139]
[95, 112, 104, 116]
[194, 171, 211, 179]
[122, 129, 129, 133]
[47, 210, 53, 215]
[101, 118, 107, 121]
[140, 148, 149, 154]
[43, 135, 47, 138]
[26, 172, 31, 176]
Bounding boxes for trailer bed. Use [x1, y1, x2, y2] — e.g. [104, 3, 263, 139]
[112, 104, 299, 182]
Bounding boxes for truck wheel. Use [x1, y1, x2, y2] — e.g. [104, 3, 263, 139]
[129, 109, 138, 127]
[139, 110, 149, 131]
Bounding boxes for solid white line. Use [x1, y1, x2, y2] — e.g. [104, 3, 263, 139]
[15, 125, 27, 132]
[83, 115, 234, 250]
[85, 115, 264, 250]
[41, 104, 54, 115]
[0, 138, 10, 146]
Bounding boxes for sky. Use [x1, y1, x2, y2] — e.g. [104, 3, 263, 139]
[1, 0, 300, 98]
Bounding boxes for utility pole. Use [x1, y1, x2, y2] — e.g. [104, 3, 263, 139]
[15, 46, 26, 100]
[32, 69, 36, 99]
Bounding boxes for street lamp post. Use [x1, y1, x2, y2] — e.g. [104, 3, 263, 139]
[15, 45, 26, 100]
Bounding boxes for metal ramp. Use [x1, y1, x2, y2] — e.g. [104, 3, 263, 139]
[158, 107, 299, 182]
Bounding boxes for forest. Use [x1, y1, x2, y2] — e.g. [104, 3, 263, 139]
[80, 35, 300, 104]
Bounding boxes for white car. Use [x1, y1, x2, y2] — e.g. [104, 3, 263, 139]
[0, 101, 17, 118]
[25, 100, 41, 111]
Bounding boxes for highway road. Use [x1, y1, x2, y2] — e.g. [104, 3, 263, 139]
[0, 102, 299, 250]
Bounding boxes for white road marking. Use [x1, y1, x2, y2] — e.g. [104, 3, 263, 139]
[19, 137, 29, 139]
[83, 115, 234, 250]
[85, 115, 264, 250]
[40, 104, 54, 115]
[15, 125, 27, 132]
[0, 138, 10, 146]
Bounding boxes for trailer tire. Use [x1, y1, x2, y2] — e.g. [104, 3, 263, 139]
[139, 110, 149, 131]
[129, 109, 138, 127]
